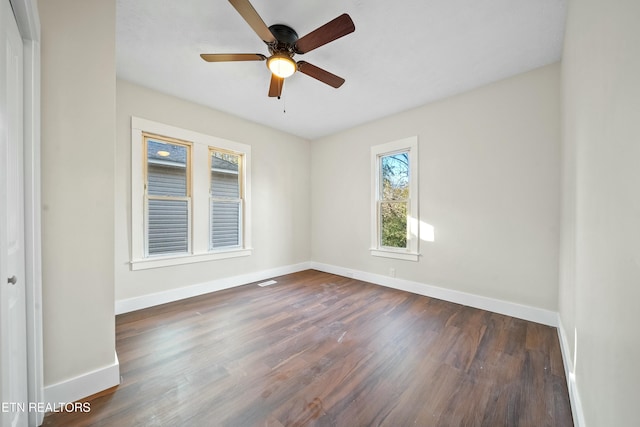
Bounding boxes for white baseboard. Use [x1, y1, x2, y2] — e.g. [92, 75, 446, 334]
[310, 262, 558, 327]
[115, 262, 312, 314]
[557, 317, 585, 427]
[43, 352, 120, 409]
[116, 260, 556, 325]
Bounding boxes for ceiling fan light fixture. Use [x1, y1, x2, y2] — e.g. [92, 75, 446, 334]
[267, 54, 297, 78]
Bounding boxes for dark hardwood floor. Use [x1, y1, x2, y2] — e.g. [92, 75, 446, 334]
[43, 270, 573, 426]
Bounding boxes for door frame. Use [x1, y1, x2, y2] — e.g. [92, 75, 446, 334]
[8, 0, 42, 426]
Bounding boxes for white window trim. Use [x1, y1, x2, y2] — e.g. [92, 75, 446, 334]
[370, 136, 420, 262]
[131, 117, 252, 270]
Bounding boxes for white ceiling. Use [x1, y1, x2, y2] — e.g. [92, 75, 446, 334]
[116, 0, 567, 140]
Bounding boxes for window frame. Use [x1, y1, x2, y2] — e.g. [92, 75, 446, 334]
[370, 136, 420, 261]
[131, 117, 252, 270]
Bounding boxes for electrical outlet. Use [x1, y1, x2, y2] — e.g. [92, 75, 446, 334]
[389, 268, 396, 278]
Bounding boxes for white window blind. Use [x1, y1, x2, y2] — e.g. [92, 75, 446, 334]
[210, 150, 242, 249]
[145, 137, 191, 256]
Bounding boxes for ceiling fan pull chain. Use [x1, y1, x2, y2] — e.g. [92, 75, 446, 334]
[282, 82, 286, 113]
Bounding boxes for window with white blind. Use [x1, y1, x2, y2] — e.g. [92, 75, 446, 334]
[145, 136, 191, 256]
[131, 117, 252, 270]
[210, 149, 243, 250]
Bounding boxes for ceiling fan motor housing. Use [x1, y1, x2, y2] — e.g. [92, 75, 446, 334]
[268, 24, 299, 56]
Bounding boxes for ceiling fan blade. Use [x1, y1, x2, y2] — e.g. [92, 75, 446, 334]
[294, 14, 355, 54]
[268, 74, 284, 98]
[228, 0, 276, 43]
[297, 61, 345, 88]
[200, 53, 267, 62]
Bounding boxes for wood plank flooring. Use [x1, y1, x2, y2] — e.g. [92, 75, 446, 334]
[42, 270, 573, 426]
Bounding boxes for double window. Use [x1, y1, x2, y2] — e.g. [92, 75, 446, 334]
[371, 137, 419, 261]
[131, 118, 251, 270]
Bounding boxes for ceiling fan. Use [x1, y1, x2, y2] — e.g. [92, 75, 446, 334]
[200, 0, 355, 98]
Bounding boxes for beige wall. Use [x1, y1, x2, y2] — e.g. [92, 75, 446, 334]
[560, 0, 640, 425]
[311, 64, 561, 311]
[39, 0, 116, 385]
[115, 80, 310, 301]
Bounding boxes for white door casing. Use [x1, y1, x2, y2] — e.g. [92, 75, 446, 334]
[1, 0, 29, 425]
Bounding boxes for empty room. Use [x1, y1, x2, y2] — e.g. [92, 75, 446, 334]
[1, 0, 639, 426]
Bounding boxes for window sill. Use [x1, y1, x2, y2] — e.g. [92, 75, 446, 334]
[130, 248, 252, 271]
[370, 249, 419, 262]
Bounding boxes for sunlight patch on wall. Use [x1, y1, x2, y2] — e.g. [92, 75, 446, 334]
[420, 221, 435, 242]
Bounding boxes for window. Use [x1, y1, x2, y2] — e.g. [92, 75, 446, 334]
[371, 137, 419, 261]
[209, 149, 242, 250]
[144, 135, 191, 256]
[131, 117, 251, 270]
